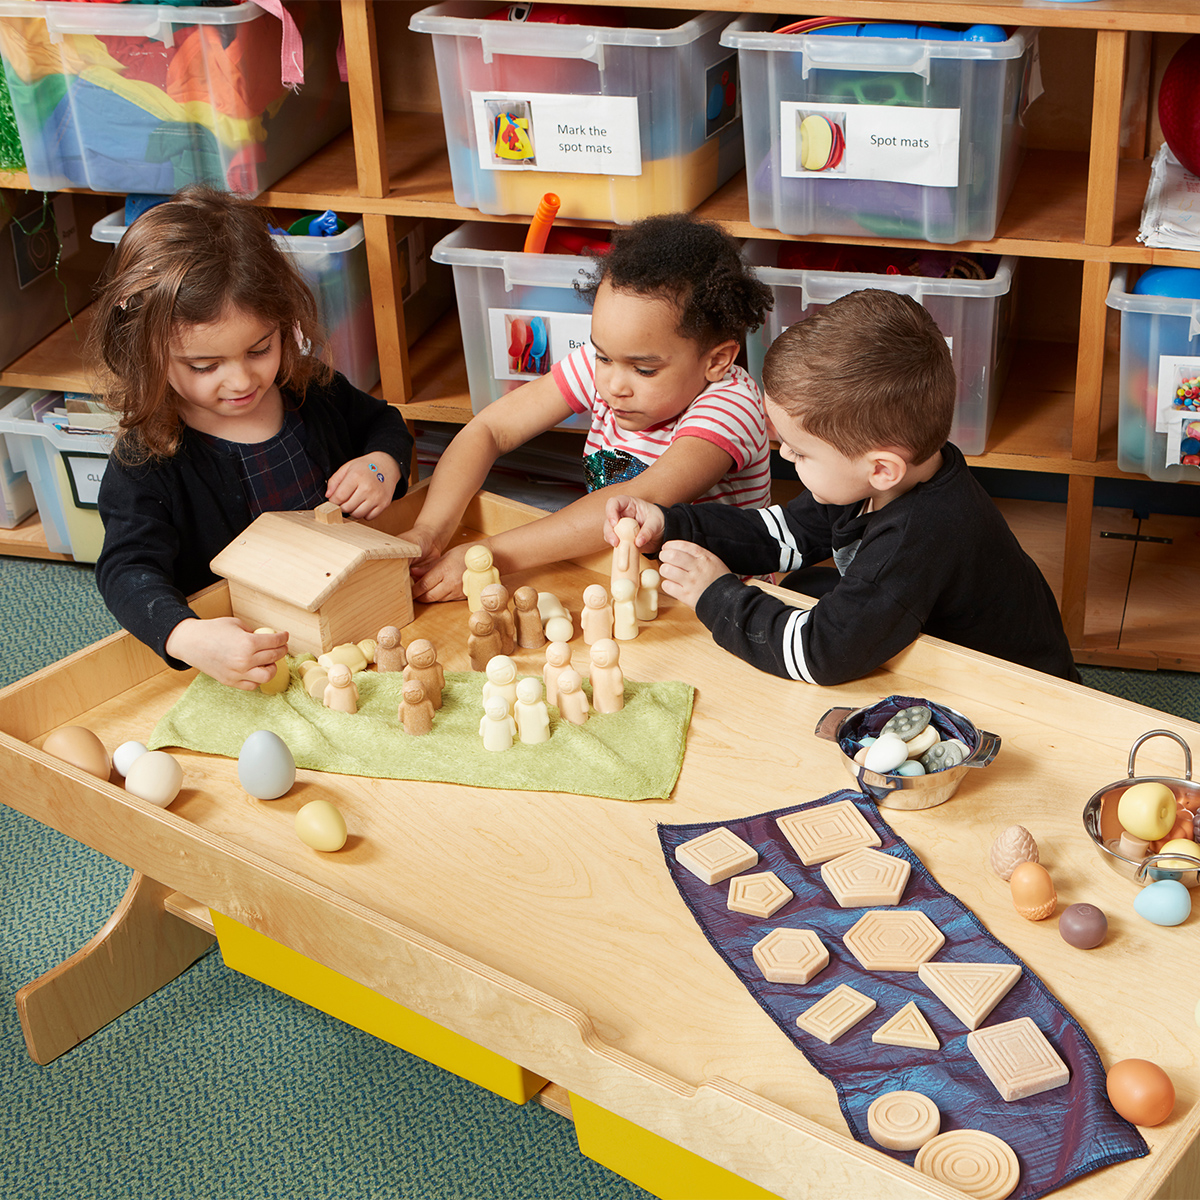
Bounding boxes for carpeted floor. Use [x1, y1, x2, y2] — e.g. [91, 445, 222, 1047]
[0, 551, 1196, 1200]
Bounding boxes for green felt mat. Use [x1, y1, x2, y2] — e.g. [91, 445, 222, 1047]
[149, 665, 693, 802]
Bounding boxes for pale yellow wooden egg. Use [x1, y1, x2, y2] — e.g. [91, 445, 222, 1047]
[295, 799, 348, 852]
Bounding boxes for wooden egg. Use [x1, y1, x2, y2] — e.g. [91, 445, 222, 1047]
[41, 726, 111, 780]
[1009, 860, 1056, 920]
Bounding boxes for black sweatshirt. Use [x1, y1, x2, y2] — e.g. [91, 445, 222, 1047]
[95, 373, 414, 667]
[660, 443, 1080, 686]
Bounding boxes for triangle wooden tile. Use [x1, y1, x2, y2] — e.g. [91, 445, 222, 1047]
[917, 962, 1023, 1030]
[872, 1001, 940, 1050]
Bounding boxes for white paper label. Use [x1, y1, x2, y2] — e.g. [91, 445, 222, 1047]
[489, 308, 592, 382]
[1154, 355, 1200, 433]
[63, 453, 108, 508]
[780, 101, 961, 188]
[472, 91, 641, 176]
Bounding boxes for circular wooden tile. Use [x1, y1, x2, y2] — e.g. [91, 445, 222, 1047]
[867, 1090, 940, 1151]
[915, 1129, 1020, 1200]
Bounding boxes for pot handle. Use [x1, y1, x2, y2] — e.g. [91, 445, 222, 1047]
[967, 730, 1001, 768]
[815, 707, 854, 743]
[1127, 729, 1193, 781]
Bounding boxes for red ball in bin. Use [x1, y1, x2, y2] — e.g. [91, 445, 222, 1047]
[1159, 36, 1200, 176]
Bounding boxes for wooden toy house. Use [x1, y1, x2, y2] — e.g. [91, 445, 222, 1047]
[210, 504, 419, 656]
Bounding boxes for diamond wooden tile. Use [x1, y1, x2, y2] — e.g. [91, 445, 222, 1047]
[777, 800, 882, 865]
[843, 910, 945, 972]
[872, 1001, 940, 1050]
[752, 928, 829, 984]
[967, 1017, 1070, 1101]
[867, 1090, 940, 1150]
[918, 962, 1023, 1030]
[821, 846, 912, 906]
[727, 871, 793, 918]
[795, 984, 876, 1044]
[675, 827, 758, 885]
[915, 1130, 1020, 1200]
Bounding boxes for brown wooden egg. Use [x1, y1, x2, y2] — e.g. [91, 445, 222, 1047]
[41, 725, 111, 780]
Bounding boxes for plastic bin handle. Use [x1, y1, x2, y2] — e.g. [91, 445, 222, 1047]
[797, 34, 935, 81]
[802, 278, 925, 307]
[478, 24, 603, 66]
[43, 7, 174, 45]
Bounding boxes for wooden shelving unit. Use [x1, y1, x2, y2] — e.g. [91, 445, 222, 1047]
[2, 0, 1198, 670]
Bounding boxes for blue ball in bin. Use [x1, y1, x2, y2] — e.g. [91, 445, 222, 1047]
[1132, 266, 1200, 298]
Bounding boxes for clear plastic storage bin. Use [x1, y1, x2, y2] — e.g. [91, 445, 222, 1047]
[1105, 267, 1200, 483]
[92, 211, 380, 393]
[409, 3, 744, 224]
[430, 222, 603, 421]
[744, 244, 1016, 455]
[0, 1, 350, 197]
[0, 385, 35, 529]
[0, 389, 113, 561]
[721, 17, 1041, 243]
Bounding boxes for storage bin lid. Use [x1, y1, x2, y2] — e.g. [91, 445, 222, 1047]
[431, 221, 603, 290]
[1107, 266, 1200, 339]
[91, 211, 365, 256]
[0, 1, 267, 41]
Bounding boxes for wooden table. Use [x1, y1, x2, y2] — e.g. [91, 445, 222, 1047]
[2, 486, 1198, 1200]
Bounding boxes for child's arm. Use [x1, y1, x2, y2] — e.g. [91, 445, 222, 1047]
[164, 618, 290, 690]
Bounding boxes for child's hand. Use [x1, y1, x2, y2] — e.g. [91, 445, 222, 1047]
[410, 542, 470, 603]
[326, 452, 401, 521]
[604, 495, 665, 553]
[657, 540, 732, 609]
[165, 617, 289, 690]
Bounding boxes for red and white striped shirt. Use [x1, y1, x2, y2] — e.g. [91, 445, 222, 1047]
[551, 343, 771, 509]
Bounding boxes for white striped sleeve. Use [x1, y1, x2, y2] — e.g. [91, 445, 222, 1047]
[781, 608, 816, 683]
[758, 506, 804, 570]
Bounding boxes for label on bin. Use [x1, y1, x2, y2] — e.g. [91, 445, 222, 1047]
[62, 452, 108, 509]
[1155, 355, 1200, 433]
[489, 308, 592, 382]
[472, 92, 641, 176]
[779, 101, 960, 188]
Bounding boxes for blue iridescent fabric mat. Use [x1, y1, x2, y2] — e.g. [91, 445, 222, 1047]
[658, 791, 1147, 1199]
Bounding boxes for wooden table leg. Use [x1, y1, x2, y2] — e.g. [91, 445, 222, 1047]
[16, 872, 215, 1065]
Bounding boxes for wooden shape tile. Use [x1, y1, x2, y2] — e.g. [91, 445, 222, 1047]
[821, 846, 912, 907]
[867, 1090, 940, 1151]
[675, 827, 758, 886]
[751, 928, 829, 984]
[843, 910, 945, 972]
[795, 984, 876, 1044]
[918, 962, 1022, 1030]
[727, 871, 793, 919]
[872, 1001, 940, 1050]
[777, 800, 882, 865]
[967, 1017, 1070, 1101]
[915, 1130, 1020, 1200]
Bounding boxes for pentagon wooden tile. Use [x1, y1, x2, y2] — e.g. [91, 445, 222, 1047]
[872, 1001, 940, 1050]
[752, 928, 829, 984]
[776, 800, 881, 866]
[967, 1017, 1070, 1101]
[918, 962, 1022, 1030]
[795, 984, 876, 1044]
[675, 827, 758, 885]
[915, 1130, 1020, 1200]
[843, 910, 945, 972]
[821, 846, 912, 907]
[727, 871, 793, 919]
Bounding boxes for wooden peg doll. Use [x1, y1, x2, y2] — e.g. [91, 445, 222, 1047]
[588, 638, 625, 714]
[513, 676, 550, 745]
[580, 583, 613, 645]
[612, 578, 638, 641]
[480, 582, 516, 655]
[537, 591, 573, 643]
[482, 655, 519, 711]
[403, 638, 445, 710]
[399, 679, 434, 736]
[323, 662, 359, 714]
[468, 610, 504, 672]
[513, 585, 546, 649]
[300, 662, 330, 700]
[555, 667, 590, 725]
[462, 543, 501, 612]
[479, 695, 516, 752]
[543, 641, 572, 707]
[375, 625, 406, 672]
[636, 567, 661, 622]
[611, 516, 642, 595]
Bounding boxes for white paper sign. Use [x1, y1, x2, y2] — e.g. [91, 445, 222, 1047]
[780, 101, 961, 188]
[1153, 354, 1200, 433]
[489, 308, 592, 382]
[63, 452, 108, 508]
[472, 91, 641, 176]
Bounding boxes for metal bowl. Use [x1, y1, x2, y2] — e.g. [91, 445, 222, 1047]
[814, 698, 1000, 811]
[1082, 729, 1200, 888]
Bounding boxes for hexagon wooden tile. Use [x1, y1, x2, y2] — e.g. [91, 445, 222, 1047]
[776, 800, 882, 865]
[843, 910, 945, 972]
[795, 984, 876, 1044]
[752, 928, 829, 984]
[918, 962, 1023, 1030]
[820, 846, 911, 907]
[674, 827, 758, 885]
[727, 871, 793, 918]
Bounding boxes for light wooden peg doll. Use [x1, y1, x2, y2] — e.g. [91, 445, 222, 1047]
[462, 543, 501, 612]
[612, 578, 638, 641]
[323, 662, 359, 714]
[513, 585, 546, 649]
[636, 567, 661, 622]
[375, 625, 406, 672]
[611, 516, 642, 595]
[468, 610, 504, 672]
[480, 582, 516, 655]
[556, 667, 590, 725]
[537, 591, 574, 643]
[403, 638, 445, 710]
[300, 660, 329, 699]
[580, 583, 613, 645]
[514, 676, 550, 745]
[400, 679, 434, 736]
[589, 638, 625, 713]
[479, 695, 516, 752]
[543, 641, 572, 707]
[482, 655, 519, 712]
